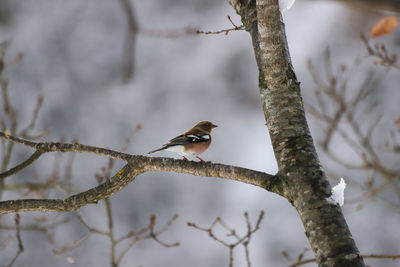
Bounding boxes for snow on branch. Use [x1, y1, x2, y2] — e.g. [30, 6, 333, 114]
[326, 178, 346, 206]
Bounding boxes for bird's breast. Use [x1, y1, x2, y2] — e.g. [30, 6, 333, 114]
[184, 139, 211, 155]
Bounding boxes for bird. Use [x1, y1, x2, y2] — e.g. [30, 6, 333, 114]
[148, 121, 218, 162]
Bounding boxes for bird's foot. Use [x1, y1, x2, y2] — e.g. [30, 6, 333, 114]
[196, 156, 205, 162]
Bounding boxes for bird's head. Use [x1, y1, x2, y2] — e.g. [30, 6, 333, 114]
[194, 121, 218, 133]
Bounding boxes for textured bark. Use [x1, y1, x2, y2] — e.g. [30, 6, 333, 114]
[0, 140, 279, 214]
[228, 0, 365, 266]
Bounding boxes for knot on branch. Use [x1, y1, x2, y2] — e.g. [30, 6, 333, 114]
[35, 142, 79, 152]
[35, 142, 58, 152]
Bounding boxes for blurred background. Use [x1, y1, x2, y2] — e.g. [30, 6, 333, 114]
[0, 0, 399, 266]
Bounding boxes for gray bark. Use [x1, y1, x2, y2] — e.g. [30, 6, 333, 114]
[228, 0, 366, 265]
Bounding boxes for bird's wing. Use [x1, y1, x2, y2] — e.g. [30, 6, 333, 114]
[167, 133, 210, 146]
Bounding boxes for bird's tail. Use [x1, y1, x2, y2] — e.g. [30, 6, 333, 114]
[148, 147, 166, 154]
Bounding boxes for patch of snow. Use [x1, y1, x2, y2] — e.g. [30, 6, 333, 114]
[326, 178, 346, 206]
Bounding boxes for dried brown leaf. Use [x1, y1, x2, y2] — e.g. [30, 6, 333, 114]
[370, 16, 398, 38]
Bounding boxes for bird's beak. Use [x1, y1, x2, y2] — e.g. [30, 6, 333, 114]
[212, 124, 218, 128]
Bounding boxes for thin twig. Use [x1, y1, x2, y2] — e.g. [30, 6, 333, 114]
[361, 33, 400, 70]
[20, 96, 43, 137]
[76, 212, 108, 235]
[104, 198, 117, 267]
[196, 25, 244, 35]
[52, 232, 92, 255]
[6, 213, 24, 267]
[0, 150, 44, 179]
[0, 131, 132, 161]
[116, 214, 180, 264]
[307, 45, 400, 212]
[188, 211, 264, 267]
[118, 0, 138, 83]
[140, 15, 244, 38]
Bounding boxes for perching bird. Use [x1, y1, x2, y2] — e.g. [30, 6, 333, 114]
[148, 121, 218, 161]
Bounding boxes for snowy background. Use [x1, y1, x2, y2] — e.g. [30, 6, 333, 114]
[0, 0, 399, 266]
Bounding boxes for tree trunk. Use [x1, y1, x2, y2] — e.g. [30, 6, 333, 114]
[228, 0, 365, 265]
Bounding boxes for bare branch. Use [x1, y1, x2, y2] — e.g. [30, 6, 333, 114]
[188, 210, 264, 267]
[0, 44, 19, 201]
[52, 232, 92, 256]
[0, 132, 132, 161]
[0, 150, 44, 179]
[307, 43, 400, 211]
[361, 33, 400, 70]
[196, 25, 244, 36]
[151, 213, 179, 237]
[6, 213, 24, 267]
[103, 197, 117, 267]
[118, 0, 138, 83]
[116, 214, 179, 264]
[20, 96, 43, 137]
[76, 212, 108, 235]
[115, 223, 150, 244]
[0, 157, 276, 214]
[121, 123, 142, 153]
[140, 15, 244, 38]
[0, 132, 277, 214]
[149, 214, 180, 247]
[196, 15, 244, 35]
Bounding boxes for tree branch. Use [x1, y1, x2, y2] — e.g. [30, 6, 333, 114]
[0, 150, 44, 179]
[0, 131, 132, 161]
[0, 132, 278, 214]
[118, 0, 138, 83]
